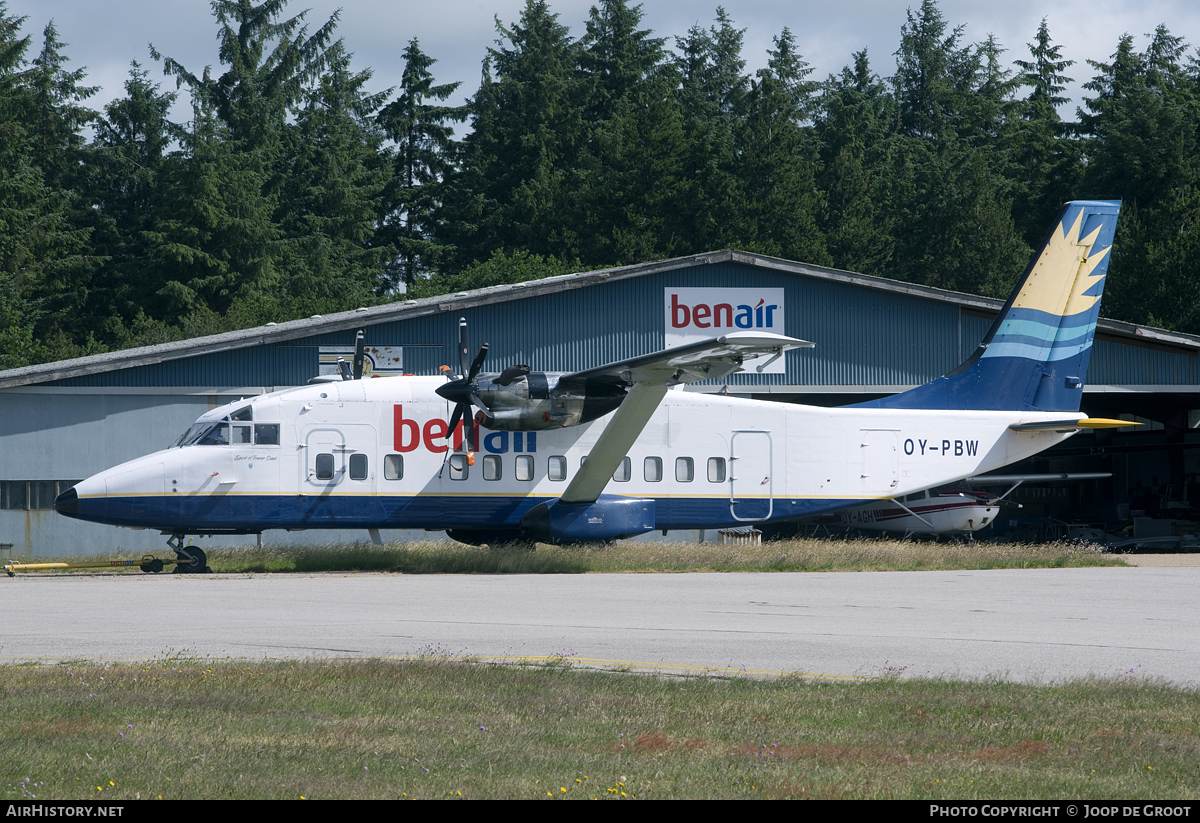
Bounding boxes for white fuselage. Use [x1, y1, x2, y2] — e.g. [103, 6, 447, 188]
[64, 375, 1079, 537]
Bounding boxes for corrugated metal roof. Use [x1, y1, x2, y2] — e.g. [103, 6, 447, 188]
[2, 249, 1198, 390]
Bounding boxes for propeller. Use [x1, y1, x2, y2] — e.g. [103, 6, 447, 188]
[435, 318, 490, 451]
[352, 329, 365, 380]
[309, 329, 367, 385]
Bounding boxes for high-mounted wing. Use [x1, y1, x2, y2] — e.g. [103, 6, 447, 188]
[558, 332, 812, 504]
[566, 331, 812, 388]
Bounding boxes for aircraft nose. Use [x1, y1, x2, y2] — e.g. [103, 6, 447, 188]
[54, 486, 79, 518]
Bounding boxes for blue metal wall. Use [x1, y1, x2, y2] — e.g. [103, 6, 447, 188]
[43, 261, 1198, 389]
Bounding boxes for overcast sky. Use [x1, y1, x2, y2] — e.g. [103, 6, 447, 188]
[8, 0, 1200, 124]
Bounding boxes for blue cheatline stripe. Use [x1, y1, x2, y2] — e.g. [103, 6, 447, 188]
[75, 493, 879, 533]
[988, 330, 1091, 351]
[992, 318, 1060, 342]
[1000, 306, 1102, 328]
[983, 341, 1092, 362]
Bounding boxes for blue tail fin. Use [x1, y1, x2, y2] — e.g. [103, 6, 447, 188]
[856, 200, 1121, 412]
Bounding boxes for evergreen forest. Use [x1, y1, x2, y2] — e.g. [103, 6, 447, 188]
[3, 0, 1199, 370]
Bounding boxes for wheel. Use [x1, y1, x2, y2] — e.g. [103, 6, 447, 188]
[140, 557, 164, 573]
[172, 546, 209, 574]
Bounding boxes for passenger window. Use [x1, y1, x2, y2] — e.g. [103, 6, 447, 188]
[548, 455, 567, 481]
[515, 454, 534, 481]
[708, 457, 726, 483]
[233, 424, 252, 444]
[613, 457, 631, 482]
[645, 456, 663, 482]
[254, 423, 280, 445]
[483, 455, 502, 481]
[349, 453, 368, 481]
[449, 453, 469, 480]
[676, 457, 694, 482]
[384, 454, 403, 480]
[315, 453, 335, 480]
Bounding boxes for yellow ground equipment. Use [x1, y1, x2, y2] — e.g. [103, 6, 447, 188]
[5, 552, 206, 576]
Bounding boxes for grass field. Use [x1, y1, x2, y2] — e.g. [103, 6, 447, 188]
[10, 536, 1130, 576]
[2, 656, 1196, 800]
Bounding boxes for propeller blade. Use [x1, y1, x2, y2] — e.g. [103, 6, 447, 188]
[337, 358, 351, 381]
[353, 330, 365, 380]
[448, 402, 464, 435]
[468, 343, 489, 381]
[458, 317, 469, 377]
[470, 391, 491, 414]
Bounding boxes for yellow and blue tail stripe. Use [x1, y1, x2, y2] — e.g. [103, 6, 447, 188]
[858, 200, 1120, 412]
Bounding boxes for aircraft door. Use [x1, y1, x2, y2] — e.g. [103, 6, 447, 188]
[730, 431, 773, 521]
[300, 425, 380, 523]
[303, 428, 347, 489]
[860, 429, 900, 494]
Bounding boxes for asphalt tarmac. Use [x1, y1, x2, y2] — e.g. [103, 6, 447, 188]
[5, 566, 1198, 684]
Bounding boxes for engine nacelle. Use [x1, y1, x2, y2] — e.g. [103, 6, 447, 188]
[474, 372, 625, 431]
[520, 495, 656, 544]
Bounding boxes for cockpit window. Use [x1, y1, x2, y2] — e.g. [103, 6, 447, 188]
[196, 422, 230, 446]
[175, 403, 274, 447]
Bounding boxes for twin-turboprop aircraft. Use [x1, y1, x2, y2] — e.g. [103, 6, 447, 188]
[55, 201, 1127, 570]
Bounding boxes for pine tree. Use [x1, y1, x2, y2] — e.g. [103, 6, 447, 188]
[732, 28, 828, 264]
[376, 39, 465, 291]
[277, 41, 392, 313]
[1078, 27, 1200, 331]
[85, 63, 179, 342]
[448, 0, 584, 266]
[815, 50, 896, 275]
[1009, 19, 1081, 246]
[146, 0, 365, 323]
[0, 13, 97, 361]
[574, 0, 685, 265]
[673, 7, 749, 251]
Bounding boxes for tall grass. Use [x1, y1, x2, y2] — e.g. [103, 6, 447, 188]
[14, 537, 1126, 575]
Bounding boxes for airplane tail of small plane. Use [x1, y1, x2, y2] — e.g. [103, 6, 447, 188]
[856, 200, 1121, 413]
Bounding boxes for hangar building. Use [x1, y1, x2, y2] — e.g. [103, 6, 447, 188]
[3, 250, 1198, 556]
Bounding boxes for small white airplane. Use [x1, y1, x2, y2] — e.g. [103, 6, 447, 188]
[55, 201, 1129, 571]
[834, 472, 1115, 537]
[837, 487, 1000, 536]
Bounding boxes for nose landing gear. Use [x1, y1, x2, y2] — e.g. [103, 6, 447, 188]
[165, 534, 211, 574]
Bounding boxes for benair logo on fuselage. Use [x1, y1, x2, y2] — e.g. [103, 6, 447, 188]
[393, 405, 536, 454]
[664, 287, 787, 374]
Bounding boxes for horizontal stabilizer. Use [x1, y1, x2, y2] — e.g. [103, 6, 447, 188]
[966, 473, 1112, 483]
[1008, 417, 1140, 432]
